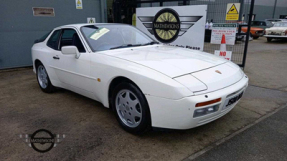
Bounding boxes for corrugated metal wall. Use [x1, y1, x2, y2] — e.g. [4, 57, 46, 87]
[0, 0, 106, 69]
[139, 0, 287, 22]
[253, 0, 287, 20]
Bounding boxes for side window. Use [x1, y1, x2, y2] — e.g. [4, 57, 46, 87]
[47, 30, 61, 50]
[60, 29, 86, 53]
[35, 30, 52, 43]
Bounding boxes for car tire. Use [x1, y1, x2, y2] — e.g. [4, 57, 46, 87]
[253, 36, 259, 39]
[112, 82, 151, 134]
[36, 62, 55, 93]
[267, 38, 272, 42]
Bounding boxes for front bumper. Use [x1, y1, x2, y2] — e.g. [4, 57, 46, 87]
[146, 75, 249, 130]
[264, 35, 287, 38]
[254, 32, 264, 37]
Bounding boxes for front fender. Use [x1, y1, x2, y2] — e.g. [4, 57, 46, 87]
[90, 53, 193, 107]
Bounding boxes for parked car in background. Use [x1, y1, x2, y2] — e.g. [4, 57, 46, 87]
[241, 26, 264, 39]
[236, 30, 253, 42]
[266, 19, 284, 25]
[264, 22, 287, 42]
[251, 20, 273, 30]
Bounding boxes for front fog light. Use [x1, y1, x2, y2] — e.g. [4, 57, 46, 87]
[193, 105, 220, 118]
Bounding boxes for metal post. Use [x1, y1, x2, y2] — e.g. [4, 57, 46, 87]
[239, 0, 245, 21]
[100, 0, 107, 23]
[242, 0, 255, 69]
[272, 0, 278, 18]
[183, 0, 187, 5]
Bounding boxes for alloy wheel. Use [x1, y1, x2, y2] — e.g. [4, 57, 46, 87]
[37, 65, 48, 89]
[115, 89, 142, 128]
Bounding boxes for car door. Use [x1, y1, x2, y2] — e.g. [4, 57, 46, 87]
[49, 27, 92, 93]
[45, 29, 62, 84]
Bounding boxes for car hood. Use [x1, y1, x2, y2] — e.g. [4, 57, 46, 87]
[266, 27, 287, 32]
[251, 25, 268, 29]
[242, 27, 264, 31]
[251, 27, 264, 31]
[103, 45, 227, 78]
[174, 61, 244, 95]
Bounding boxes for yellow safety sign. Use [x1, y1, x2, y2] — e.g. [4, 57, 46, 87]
[227, 4, 238, 14]
[76, 0, 83, 9]
[87, 17, 96, 23]
[226, 3, 240, 21]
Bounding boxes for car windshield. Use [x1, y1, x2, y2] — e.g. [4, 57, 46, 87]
[273, 22, 287, 27]
[267, 19, 281, 22]
[251, 21, 266, 26]
[81, 24, 156, 52]
[266, 21, 274, 26]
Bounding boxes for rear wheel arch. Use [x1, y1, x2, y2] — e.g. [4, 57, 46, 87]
[35, 60, 55, 93]
[34, 59, 42, 68]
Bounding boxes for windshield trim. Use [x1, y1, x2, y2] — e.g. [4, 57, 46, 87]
[273, 22, 287, 27]
[80, 24, 157, 52]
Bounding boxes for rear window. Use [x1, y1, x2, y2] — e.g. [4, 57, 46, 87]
[274, 22, 287, 27]
[35, 30, 52, 43]
[251, 21, 266, 26]
[47, 30, 61, 50]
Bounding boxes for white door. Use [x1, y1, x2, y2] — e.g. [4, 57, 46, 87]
[49, 28, 92, 92]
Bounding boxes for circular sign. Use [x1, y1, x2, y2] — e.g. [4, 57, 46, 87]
[152, 8, 181, 43]
[30, 129, 55, 153]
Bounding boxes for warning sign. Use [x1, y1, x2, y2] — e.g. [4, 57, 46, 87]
[226, 3, 240, 21]
[76, 0, 83, 9]
[215, 50, 232, 61]
[87, 17, 96, 23]
[211, 23, 237, 45]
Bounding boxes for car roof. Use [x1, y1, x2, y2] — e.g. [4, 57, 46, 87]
[265, 19, 281, 21]
[56, 23, 125, 29]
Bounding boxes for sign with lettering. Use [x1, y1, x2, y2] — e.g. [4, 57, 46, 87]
[211, 23, 237, 45]
[32, 8, 55, 17]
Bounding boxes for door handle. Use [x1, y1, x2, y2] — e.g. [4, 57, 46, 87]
[53, 56, 60, 60]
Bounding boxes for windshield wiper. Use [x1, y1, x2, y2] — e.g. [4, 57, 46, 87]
[110, 44, 142, 50]
[110, 41, 159, 50]
[142, 41, 159, 46]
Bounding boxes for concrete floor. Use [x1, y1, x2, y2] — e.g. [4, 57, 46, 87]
[0, 37, 286, 161]
[193, 103, 287, 161]
[245, 38, 287, 92]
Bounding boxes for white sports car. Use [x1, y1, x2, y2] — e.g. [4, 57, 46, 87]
[32, 23, 248, 134]
[265, 22, 287, 42]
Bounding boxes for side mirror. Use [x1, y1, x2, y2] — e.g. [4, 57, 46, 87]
[61, 46, 81, 59]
